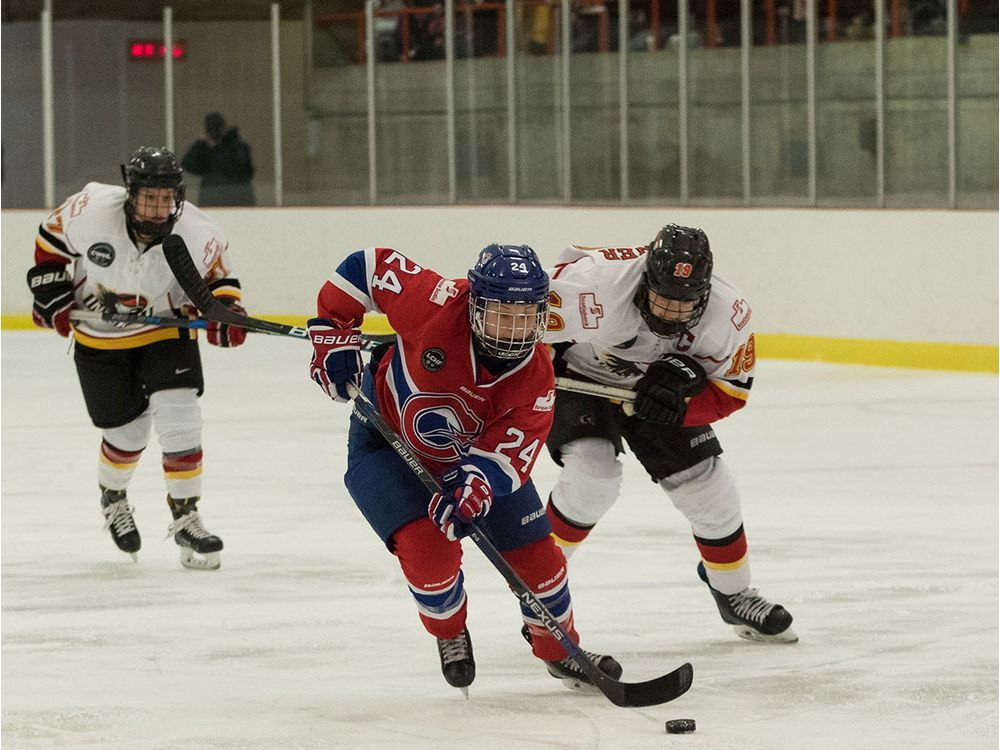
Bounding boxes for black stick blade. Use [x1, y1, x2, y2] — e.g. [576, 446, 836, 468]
[602, 662, 693, 708]
[162, 234, 308, 339]
[162, 234, 217, 311]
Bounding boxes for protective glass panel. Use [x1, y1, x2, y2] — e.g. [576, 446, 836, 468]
[883, 0, 949, 208]
[956, 11, 998, 208]
[567, 0, 621, 202]
[309, 7, 371, 204]
[512, 0, 567, 201]
[173, 8, 273, 207]
[750, 0, 809, 205]
[2, 20, 45, 208]
[48, 19, 166, 205]
[452, 1, 511, 203]
[625, 1, 681, 204]
[687, 0, 742, 204]
[815, 1, 877, 206]
[373, 3, 450, 204]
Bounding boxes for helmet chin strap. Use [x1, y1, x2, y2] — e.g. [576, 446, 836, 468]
[123, 196, 177, 244]
[472, 337, 526, 375]
[133, 218, 174, 241]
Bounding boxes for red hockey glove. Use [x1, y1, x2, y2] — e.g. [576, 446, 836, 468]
[205, 298, 248, 347]
[307, 318, 363, 403]
[428, 466, 493, 541]
[27, 262, 75, 338]
[633, 353, 707, 428]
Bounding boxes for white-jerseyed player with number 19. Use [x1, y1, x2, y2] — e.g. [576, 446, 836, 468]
[542, 223, 797, 643]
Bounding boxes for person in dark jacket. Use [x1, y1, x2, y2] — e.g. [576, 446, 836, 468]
[182, 112, 256, 206]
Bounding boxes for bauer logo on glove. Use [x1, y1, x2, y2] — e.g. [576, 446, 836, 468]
[428, 465, 493, 541]
[307, 317, 363, 403]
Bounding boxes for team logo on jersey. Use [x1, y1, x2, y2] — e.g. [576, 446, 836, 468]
[422, 348, 446, 372]
[613, 336, 637, 350]
[400, 393, 484, 463]
[578, 293, 603, 329]
[430, 279, 459, 306]
[533, 389, 555, 411]
[94, 283, 150, 316]
[87, 243, 115, 267]
[730, 299, 751, 330]
[601, 353, 643, 378]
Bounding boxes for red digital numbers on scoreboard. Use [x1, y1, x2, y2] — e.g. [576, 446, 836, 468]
[128, 40, 186, 61]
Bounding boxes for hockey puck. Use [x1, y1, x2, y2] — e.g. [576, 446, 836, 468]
[664, 719, 696, 734]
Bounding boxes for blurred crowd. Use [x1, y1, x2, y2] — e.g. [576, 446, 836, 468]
[315, 0, 997, 64]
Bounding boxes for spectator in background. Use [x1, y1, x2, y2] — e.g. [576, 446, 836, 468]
[375, 0, 404, 62]
[522, 0, 553, 55]
[409, 0, 446, 60]
[182, 112, 256, 207]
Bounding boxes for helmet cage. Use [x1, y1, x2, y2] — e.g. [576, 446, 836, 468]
[634, 224, 713, 338]
[469, 297, 549, 360]
[467, 244, 550, 360]
[121, 146, 185, 240]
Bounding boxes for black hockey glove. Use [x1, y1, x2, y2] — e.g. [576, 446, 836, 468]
[27, 262, 75, 337]
[633, 354, 707, 428]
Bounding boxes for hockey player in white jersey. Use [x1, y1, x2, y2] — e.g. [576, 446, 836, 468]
[26, 146, 247, 570]
[543, 224, 796, 643]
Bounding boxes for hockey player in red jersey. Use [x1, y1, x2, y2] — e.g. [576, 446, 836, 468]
[26, 146, 245, 570]
[543, 224, 797, 643]
[307, 243, 622, 693]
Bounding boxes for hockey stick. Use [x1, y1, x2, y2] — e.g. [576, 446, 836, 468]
[162, 234, 309, 339]
[554, 377, 635, 404]
[68, 308, 319, 343]
[70, 308, 210, 330]
[68, 309, 395, 352]
[348, 385, 693, 708]
[163, 234, 637, 402]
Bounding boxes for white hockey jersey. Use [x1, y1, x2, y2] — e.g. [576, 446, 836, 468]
[33, 182, 240, 350]
[543, 244, 755, 425]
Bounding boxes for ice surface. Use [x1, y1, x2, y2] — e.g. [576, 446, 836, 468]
[2, 330, 997, 749]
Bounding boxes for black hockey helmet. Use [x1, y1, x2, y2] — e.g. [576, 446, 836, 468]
[120, 145, 185, 240]
[633, 224, 713, 338]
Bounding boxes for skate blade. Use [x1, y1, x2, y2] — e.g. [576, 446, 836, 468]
[129, 552, 138, 563]
[733, 624, 799, 644]
[179, 548, 221, 571]
[553, 675, 601, 695]
[459, 686, 470, 700]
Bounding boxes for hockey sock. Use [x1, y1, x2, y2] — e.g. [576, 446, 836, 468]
[162, 448, 203, 500]
[546, 438, 622, 555]
[393, 518, 468, 640]
[98, 440, 144, 491]
[503, 537, 578, 661]
[545, 497, 593, 556]
[695, 524, 751, 595]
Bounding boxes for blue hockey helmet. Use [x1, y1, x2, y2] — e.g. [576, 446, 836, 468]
[467, 244, 549, 360]
[634, 224, 713, 338]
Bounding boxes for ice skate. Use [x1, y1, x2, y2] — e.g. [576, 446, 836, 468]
[100, 486, 140, 561]
[166, 496, 223, 570]
[698, 561, 798, 643]
[436, 627, 475, 697]
[545, 650, 623, 693]
[520, 623, 622, 692]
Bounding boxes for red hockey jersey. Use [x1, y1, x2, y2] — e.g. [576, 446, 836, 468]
[317, 247, 556, 496]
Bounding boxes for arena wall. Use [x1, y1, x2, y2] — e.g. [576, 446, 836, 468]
[4, 206, 996, 371]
